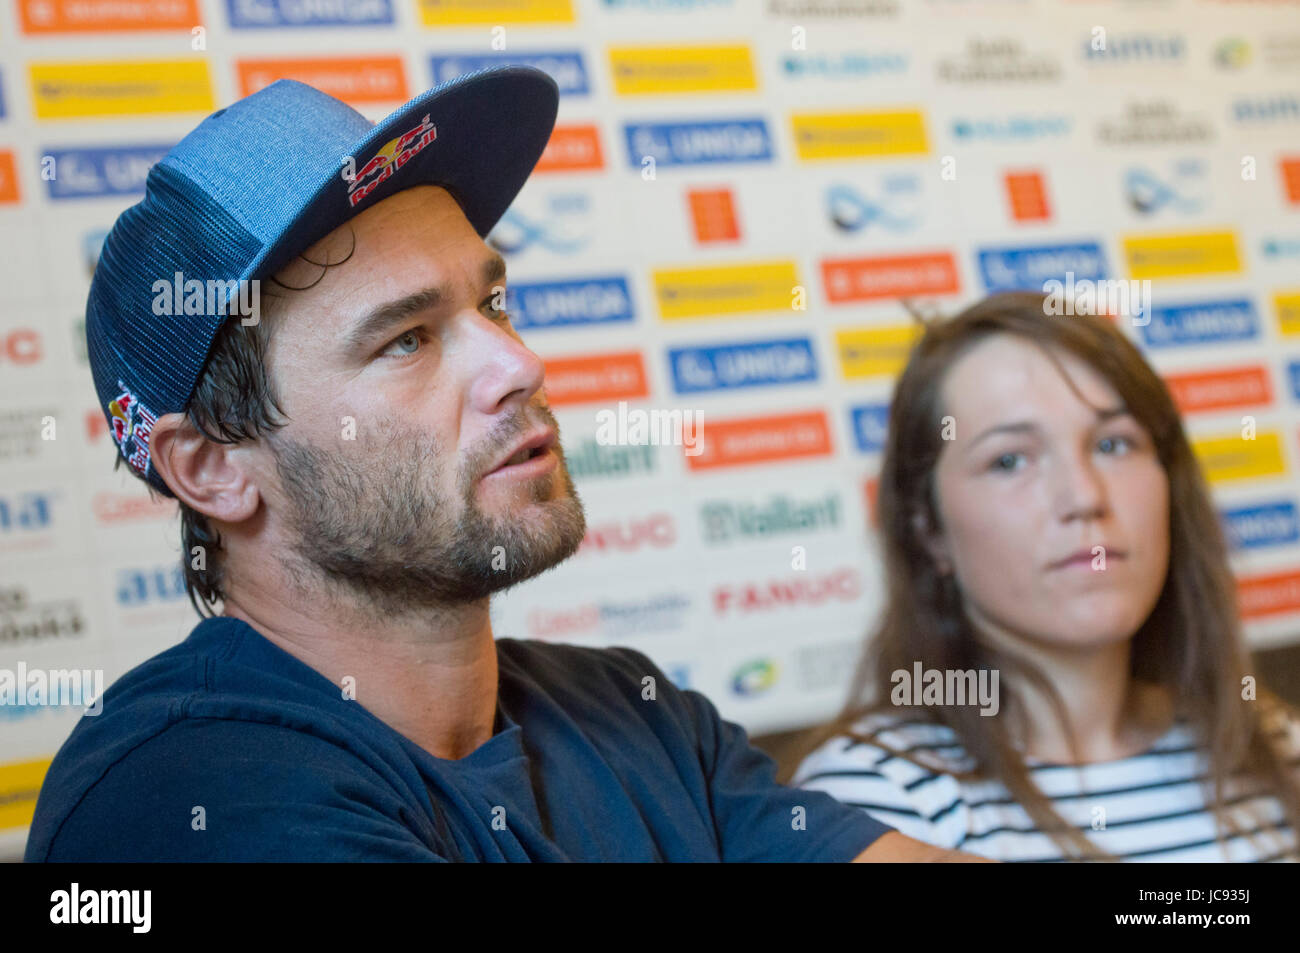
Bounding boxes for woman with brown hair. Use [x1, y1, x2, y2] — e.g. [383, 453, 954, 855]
[792, 290, 1300, 861]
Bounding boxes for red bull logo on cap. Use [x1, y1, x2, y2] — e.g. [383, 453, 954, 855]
[107, 383, 158, 479]
[347, 114, 438, 208]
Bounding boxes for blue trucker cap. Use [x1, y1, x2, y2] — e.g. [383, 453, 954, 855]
[87, 65, 560, 497]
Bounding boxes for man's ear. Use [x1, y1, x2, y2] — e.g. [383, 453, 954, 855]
[910, 505, 952, 576]
[148, 412, 260, 523]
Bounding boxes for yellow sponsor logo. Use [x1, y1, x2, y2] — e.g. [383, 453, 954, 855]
[1274, 291, 1300, 338]
[418, 0, 574, 25]
[609, 46, 757, 96]
[653, 261, 799, 320]
[1192, 431, 1286, 484]
[791, 110, 929, 160]
[836, 325, 924, 379]
[0, 757, 51, 831]
[1122, 230, 1242, 280]
[30, 60, 214, 119]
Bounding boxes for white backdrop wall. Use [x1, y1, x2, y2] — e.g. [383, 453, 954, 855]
[2, 0, 1300, 858]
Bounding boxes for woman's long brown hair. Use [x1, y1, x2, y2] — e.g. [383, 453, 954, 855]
[791, 290, 1300, 861]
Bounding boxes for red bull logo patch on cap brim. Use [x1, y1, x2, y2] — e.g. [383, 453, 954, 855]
[108, 383, 158, 479]
[347, 114, 438, 209]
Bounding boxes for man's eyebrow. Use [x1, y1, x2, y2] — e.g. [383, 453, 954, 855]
[964, 406, 1131, 453]
[342, 253, 508, 352]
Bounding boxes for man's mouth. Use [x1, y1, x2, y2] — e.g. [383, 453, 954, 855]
[485, 428, 558, 477]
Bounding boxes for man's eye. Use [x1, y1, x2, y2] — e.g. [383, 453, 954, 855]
[382, 330, 422, 357]
[486, 302, 512, 323]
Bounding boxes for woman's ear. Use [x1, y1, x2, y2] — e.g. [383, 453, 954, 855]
[148, 412, 260, 524]
[910, 506, 953, 576]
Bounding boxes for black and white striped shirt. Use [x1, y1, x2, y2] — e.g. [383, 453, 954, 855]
[793, 711, 1300, 862]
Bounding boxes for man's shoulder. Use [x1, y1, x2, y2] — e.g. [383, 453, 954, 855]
[25, 616, 401, 861]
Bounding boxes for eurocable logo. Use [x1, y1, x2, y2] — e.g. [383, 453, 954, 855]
[345, 114, 437, 208]
[0, 663, 103, 715]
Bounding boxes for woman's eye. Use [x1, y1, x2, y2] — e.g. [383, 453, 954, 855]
[1098, 435, 1132, 454]
[990, 452, 1024, 472]
[382, 330, 422, 357]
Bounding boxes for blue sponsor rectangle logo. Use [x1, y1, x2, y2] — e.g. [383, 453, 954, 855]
[43, 145, 172, 200]
[976, 241, 1108, 292]
[1138, 298, 1258, 348]
[431, 52, 588, 96]
[509, 276, 635, 330]
[1222, 501, 1300, 550]
[849, 403, 890, 453]
[668, 337, 817, 393]
[1287, 360, 1300, 402]
[624, 119, 773, 167]
[225, 0, 394, 27]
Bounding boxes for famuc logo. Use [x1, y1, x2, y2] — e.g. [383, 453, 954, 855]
[713, 567, 862, 615]
[576, 512, 675, 556]
[347, 114, 437, 208]
[687, 410, 831, 470]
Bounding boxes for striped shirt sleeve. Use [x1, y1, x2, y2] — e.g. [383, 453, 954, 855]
[792, 722, 970, 851]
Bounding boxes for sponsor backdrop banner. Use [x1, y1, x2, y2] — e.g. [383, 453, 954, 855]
[1, 0, 1299, 857]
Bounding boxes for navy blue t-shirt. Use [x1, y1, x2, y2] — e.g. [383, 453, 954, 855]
[25, 616, 891, 861]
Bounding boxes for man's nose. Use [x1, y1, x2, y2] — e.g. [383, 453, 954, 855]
[455, 310, 547, 415]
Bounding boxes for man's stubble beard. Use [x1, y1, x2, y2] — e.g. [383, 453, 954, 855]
[268, 413, 586, 616]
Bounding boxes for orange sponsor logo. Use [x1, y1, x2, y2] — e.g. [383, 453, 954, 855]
[0, 152, 19, 204]
[18, 0, 201, 33]
[543, 351, 648, 406]
[688, 188, 739, 243]
[822, 251, 960, 304]
[535, 125, 604, 173]
[1164, 365, 1271, 414]
[1281, 156, 1300, 205]
[1238, 569, 1300, 619]
[687, 410, 831, 470]
[1004, 170, 1051, 222]
[237, 57, 408, 107]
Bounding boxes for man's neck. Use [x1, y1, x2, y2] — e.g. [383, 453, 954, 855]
[220, 580, 502, 762]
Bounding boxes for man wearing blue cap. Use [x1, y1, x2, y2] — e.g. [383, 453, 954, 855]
[25, 67, 983, 862]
